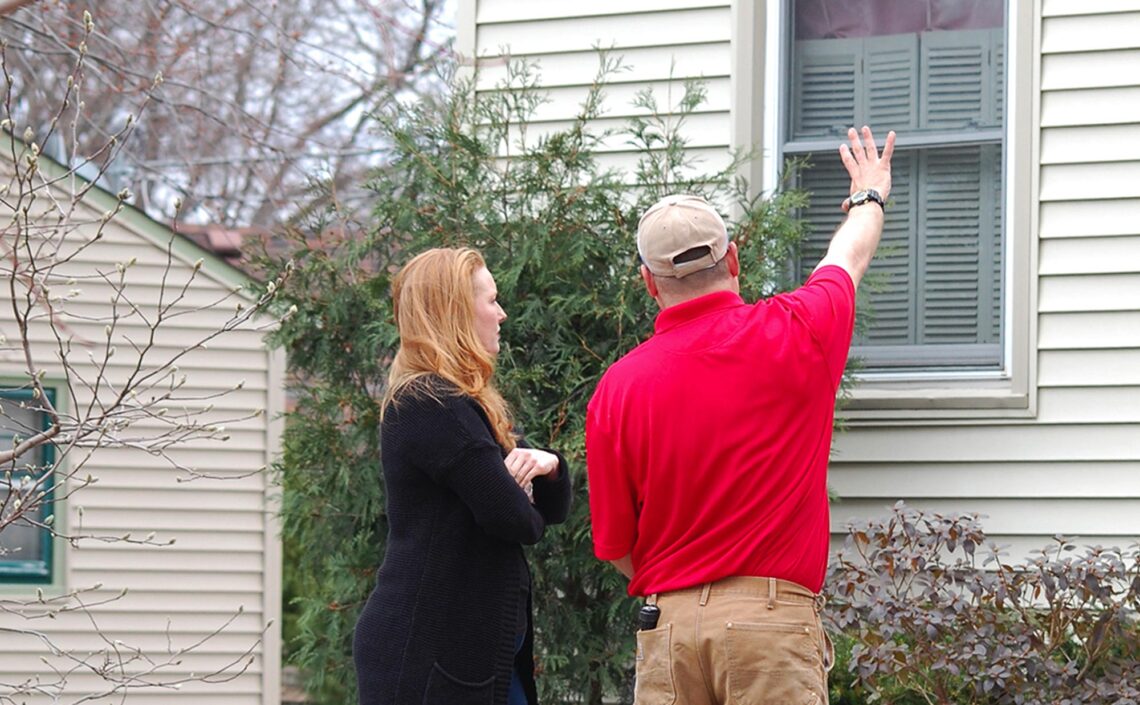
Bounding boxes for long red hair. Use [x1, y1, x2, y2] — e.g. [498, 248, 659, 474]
[381, 247, 515, 450]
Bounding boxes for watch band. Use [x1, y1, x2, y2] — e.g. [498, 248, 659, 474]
[842, 189, 885, 213]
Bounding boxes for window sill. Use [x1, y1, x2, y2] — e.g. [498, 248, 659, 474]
[842, 370, 1035, 423]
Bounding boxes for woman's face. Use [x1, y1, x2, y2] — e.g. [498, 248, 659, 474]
[471, 266, 507, 355]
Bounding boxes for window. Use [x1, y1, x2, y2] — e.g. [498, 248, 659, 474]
[785, 0, 1006, 370]
[0, 388, 56, 584]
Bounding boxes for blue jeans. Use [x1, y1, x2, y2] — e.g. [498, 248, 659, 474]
[507, 632, 527, 705]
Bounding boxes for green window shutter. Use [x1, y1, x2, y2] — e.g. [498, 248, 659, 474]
[917, 145, 1000, 345]
[862, 150, 917, 346]
[792, 37, 861, 139]
[865, 33, 919, 133]
[796, 158, 849, 282]
[988, 143, 1003, 344]
[920, 28, 996, 129]
[992, 28, 1005, 126]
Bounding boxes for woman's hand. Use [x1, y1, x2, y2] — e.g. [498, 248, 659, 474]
[505, 448, 560, 493]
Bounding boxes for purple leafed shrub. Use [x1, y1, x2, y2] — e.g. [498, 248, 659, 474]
[825, 501, 1140, 705]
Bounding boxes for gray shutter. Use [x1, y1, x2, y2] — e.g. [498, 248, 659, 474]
[865, 33, 919, 133]
[987, 144, 1003, 344]
[792, 37, 861, 139]
[918, 145, 991, 344]
[796, 159, 849, 283]
[860, 151, 916, 346]
[920, 28, 995, 129]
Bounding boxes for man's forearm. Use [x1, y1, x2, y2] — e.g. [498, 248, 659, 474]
[816, 201, 885, 289]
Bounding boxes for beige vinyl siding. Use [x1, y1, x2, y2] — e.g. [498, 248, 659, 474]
[834, 4, 1140, 549]
[464, 1, 734, 179]
[0, 158, 281, 704]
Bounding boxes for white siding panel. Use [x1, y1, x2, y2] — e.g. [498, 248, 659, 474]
[70, 548, 264, 573]
[73, 503, 268, 530]
[506, 113, 731, 154]
[1040, 162, 1140, 200]
[1039, 311, 1140, 348]
[594, 147, 735, 179]
[488, 77, 731, 123]
[1043, 0, 1140, 17]
[1041, 89, 1140, 128]
[1039, 349, 1140, 386]
[833, 425, 1140, 463]
[1040, 12, 1140, 53]
[1036, 386, 1140, 423]
[1041, 49, 1140, 90]
[1040, 236, 1140, 274]
[60, 569, 264, 593]
[76, 487, 267, 512]
[476, 0, 727, 24]
[1038, 273, 1140, 312]
[1041, 124, 1140, 169]
[476, 8, 731, 56]
[1039, 199, 1140, 238]
[475, 43, 730, 88]
[832, 499, 1140, 536]
[831, 461, 1140, 499]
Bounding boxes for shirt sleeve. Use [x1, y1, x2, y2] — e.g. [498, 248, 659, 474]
[400, 394, 548, 545]
[789, 264, 857, 388]
[517, 438, 573, 525]
[586, 390, 637, 561]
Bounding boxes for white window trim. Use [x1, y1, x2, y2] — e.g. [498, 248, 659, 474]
[732, 0, 1040, 421]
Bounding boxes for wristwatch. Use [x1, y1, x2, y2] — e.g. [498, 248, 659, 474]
[842, 189, 885, 213]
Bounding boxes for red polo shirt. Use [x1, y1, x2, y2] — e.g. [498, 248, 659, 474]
[586, 265, 855, 595]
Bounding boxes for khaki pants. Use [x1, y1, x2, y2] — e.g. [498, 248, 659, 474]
[634, 576, 834, 705]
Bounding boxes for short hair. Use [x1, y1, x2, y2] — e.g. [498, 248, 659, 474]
[652, 254, 731, 299]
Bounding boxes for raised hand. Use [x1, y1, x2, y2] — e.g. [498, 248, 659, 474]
[839, 126, 896, 212]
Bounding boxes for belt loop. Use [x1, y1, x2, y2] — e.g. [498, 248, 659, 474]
[647, 593, 657, 606]
[699, 583, 711, 607]
[767, 577, 776, 610]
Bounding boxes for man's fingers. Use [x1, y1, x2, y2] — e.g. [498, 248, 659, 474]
[847, 127, 864, 160]
[861, 125, 878, 160]
[881, 130, 897, 164]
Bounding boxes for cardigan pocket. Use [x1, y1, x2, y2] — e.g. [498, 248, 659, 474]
[422, 662, 495, 705]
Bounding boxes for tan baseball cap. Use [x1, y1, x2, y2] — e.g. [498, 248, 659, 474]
[636, 194, 729, 278]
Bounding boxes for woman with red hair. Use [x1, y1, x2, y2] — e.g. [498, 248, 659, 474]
[353, 247, 572, 705]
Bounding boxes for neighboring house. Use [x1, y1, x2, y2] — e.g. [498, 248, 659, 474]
[458, 0, 1140, 554]
[0, 147, 283, 704]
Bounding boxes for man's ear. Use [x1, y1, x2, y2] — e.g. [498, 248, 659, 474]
[640, 264, 659, 298]
[726, 241, 740, 277]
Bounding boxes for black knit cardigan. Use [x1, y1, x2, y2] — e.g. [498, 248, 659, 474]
[353, 379, 572, 705]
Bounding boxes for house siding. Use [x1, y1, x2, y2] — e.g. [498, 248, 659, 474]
[465, 0, 1140, 555]
[462, 0, 735, 177]
[0, 160, 281, 704]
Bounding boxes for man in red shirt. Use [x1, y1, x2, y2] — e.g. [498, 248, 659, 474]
[587, 126, 895, 704]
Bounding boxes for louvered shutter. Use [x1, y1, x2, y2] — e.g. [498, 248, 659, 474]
[860, 151, 916, 346]
[918, 146, 984, 343]
[792, 38, 860, 139]
[920, 28, 996, 129]
[865, 33, 919, 133]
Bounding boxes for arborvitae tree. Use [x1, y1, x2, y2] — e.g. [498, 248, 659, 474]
[271, 56, 810, 704]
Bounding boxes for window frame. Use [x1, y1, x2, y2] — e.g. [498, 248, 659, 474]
[732, 0, 1039, 419]
[0, 387, 58, 585]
